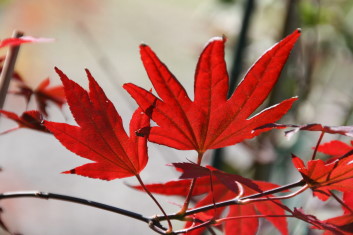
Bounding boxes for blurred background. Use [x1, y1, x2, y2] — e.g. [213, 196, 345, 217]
[0, 0, 353, 234]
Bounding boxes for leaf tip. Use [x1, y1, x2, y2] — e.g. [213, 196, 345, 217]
[84, 68, 91, 75]
[62, 168, 76, 174]
[54, 66, 61, 73]
[54, 67, 69, 83]
[206, 36, 225, 45]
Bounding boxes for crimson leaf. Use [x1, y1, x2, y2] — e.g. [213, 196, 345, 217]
[44, 68, 150, 180]
[124, 29, 300, 153]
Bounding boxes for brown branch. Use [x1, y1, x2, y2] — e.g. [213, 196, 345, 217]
[0, 179, 307, 234]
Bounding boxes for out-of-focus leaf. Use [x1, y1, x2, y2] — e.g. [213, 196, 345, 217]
[0, 110, 48, 134]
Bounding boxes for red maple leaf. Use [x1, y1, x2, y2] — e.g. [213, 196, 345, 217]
[292, 155, 353, 201]
[0, 110, 49, 134]
[13, 77, 66, 117]
[124, 29, 301, 154]
[44, 68, 150, 180]
[133, 168, 288, 235]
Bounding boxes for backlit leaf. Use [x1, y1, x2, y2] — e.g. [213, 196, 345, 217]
[44, 68, 150, 180]
[124, 30, 300, 154]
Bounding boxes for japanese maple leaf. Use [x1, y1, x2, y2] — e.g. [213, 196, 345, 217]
[124, 29, 301, 154]
[292, 154, 353, 201]
[0, 36, 52, 49]
[44, 68, 150, 180]
[0, 110, 49, 134]
[133, 168, 288, 235]
[13, 78, 66, 116]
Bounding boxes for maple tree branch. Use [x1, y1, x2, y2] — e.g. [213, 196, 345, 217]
[0, 181, 306, 234]
[0, 30, 23, 109]
[0, 190, 174, 234]
[0, 191, 150, 224]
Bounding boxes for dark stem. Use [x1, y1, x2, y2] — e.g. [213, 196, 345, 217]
[0, 190, 149, 223]
[338, 149, 353, 161]
[0, 31, 24, 109]
[212, 0, 256, 169]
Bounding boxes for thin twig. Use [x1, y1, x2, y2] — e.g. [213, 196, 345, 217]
[329, 190, 353, 214]
[0, 31, 24, 109]
[135, 174, 173, 232]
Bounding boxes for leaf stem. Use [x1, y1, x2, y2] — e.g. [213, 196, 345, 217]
[135, 174, 173, 233]
[312, 131, 325, 160]
[177, 152, 203, 215]
[329, 190, 353, 214]
[0, 30, 23, 109]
